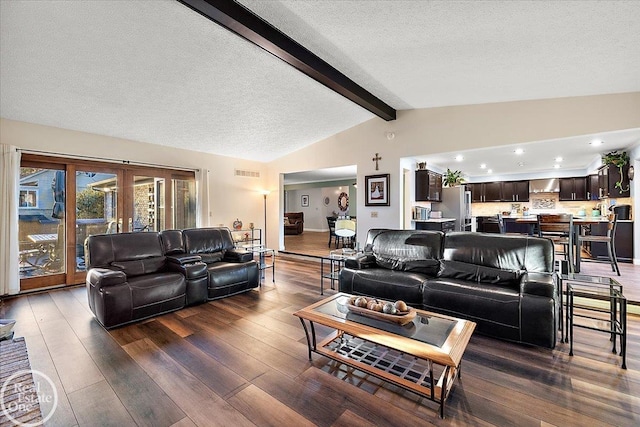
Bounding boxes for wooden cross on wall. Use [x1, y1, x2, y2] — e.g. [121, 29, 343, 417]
[372, 153, 382, 171]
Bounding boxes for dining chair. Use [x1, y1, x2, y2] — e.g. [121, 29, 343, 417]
[327, 216, 339, 248]
[577, 213, 620, 275]
[537, 213, 574, 273]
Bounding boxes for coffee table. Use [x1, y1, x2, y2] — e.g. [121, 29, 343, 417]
[294, 293, 476, 418]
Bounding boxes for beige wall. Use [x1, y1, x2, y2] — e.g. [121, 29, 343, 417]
[268, 92, 640, 255]
[3, 92, 640, 255]
[1, 118, 268, 234]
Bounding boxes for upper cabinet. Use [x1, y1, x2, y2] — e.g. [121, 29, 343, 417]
[415, 170, 442, 202]
[501, 180, 530, 202]
[468, 182, 502, 202]
[469, 180, 528, 202]
[559, 177, 587, 201]
[598, 164, 631, 198]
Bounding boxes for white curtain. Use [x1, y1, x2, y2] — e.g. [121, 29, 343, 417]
[1, 144, 21, 295]
[195, 168, 210, 228]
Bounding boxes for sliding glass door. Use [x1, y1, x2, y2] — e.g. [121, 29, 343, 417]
[74, 167, 122, 276]
[19, 154, 196, 291]
[18, 165, 66, 290]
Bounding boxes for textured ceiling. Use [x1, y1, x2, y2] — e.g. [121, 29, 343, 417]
[1, 0, 640, 164]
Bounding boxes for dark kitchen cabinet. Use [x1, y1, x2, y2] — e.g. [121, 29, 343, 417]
[469, 182, 502, 202]
[589, 221, 633, 262]
[598, 164, 631, 199]
[501, 180, 529, 202]
[415, 170, 442, 202]
[559, 177, 587, 201]
[416, 220, 455, 233]
[588, 174, 599, 200]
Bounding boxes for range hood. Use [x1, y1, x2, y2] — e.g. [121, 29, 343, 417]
[529, 178, 560, 193]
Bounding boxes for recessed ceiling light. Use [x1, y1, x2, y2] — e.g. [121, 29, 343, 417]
[555, 156, 563, 162]
[553, 164, 561, 169]
[518, 162, 525, 167]
[480, 163, 486, 169]
[590, 139, 603, 146]
[514, 148, 524, 155]
[455, 155, 464, 161]
[487, 169, 493, 174]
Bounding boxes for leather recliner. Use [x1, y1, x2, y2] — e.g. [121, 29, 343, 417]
[85, 232, 198, 328]
[85, 227, 259, 329]
[339, 229, 559, 348]
[165, 227, 259, 300]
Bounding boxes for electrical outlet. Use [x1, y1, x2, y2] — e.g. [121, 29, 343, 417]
[371, 211, 378, 218]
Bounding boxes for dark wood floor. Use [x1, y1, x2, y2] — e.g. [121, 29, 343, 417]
[1, 258, 639, 426]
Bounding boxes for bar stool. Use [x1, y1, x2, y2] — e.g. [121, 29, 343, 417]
[537, 213, 574, 273]
[577, 213, 620, 276]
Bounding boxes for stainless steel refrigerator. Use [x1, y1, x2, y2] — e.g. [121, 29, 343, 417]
[435, 187, 472, 231]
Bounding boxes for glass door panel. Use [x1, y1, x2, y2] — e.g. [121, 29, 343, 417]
[172, 178, 196, 229]
[75, 170, 119, 272]
[132, 175, 165, 232]
[18, 168, 65, 279]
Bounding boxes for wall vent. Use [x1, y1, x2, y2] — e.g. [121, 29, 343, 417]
[234, 169, 260, 178]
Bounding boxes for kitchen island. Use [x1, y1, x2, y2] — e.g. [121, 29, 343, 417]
[414, 218, 456, 232]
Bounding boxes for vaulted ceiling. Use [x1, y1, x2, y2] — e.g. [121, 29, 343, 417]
[2, 1, 639, 165]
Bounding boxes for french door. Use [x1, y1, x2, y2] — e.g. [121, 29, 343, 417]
[19, 154, 195, 291]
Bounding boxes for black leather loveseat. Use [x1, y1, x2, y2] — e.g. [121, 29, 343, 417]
[85, 227, 259, 328]
[339, 229, 559, 348]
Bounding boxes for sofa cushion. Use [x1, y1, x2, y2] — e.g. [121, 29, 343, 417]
[369, 230, 443, 276]
[112, 256, 166, 277]
[423, 277, 521, 330]
[160, 230, 185, 255]
[438, 260, 522, 288]
[339, 267, 428, 305]
[443, 232, 554, 273]
[183, 227, 235, 255]
[128, 272, 186, 308]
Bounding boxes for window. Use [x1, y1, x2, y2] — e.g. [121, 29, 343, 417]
[19, 189, 38, 208]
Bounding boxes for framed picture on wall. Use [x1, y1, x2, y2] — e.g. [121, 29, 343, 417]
[365, 174, 390, 206]
[301, 194, 309, 207]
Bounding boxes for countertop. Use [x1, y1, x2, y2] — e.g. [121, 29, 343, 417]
[413, 218, 456, 223]
[499, 215, 633, 222]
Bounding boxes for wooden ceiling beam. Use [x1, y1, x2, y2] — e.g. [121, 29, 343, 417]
[177, 0, 396, 121]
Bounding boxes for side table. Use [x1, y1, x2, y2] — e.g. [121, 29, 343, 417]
[560, 273, 626, 369]
[242, 244, 275, 284]
[320, 249, 359, 295]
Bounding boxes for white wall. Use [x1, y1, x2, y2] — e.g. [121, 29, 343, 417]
[1, 119, 268, 234]
[4, 93, 639, 254]
[268, 93, 640, 252]
[285, 185, 356, 231]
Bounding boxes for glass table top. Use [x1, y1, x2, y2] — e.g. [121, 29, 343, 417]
[312, 294, 456, 348]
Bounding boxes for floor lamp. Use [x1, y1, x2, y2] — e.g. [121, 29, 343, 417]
[261, 191, 270, 246]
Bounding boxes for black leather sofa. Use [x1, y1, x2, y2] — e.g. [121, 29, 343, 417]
[161, 228, 260, 301]
[339, 229, 559, 348]
[85, 227, 259, 328]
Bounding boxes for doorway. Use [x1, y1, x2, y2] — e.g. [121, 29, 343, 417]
[282, 166, 357, 257]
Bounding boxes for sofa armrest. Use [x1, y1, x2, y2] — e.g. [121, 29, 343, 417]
[167, 261, 208, 279]
[87, 268, 127, 288]
[344, 254, 377, 269]
[166, 254, 202, 265]
[224, 249, 254, 263]
[520, 272, 557, 298]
